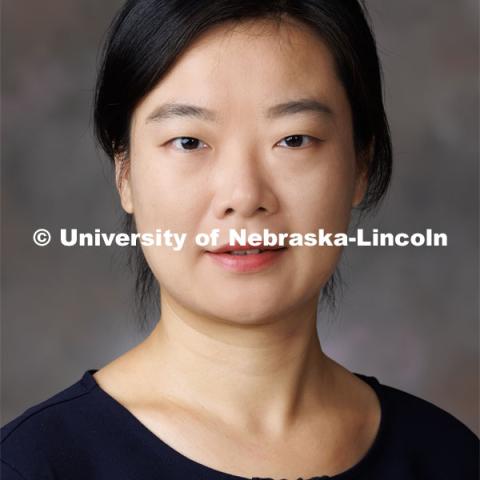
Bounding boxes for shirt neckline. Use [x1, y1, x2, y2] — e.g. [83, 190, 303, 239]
[81, 368, 388, 480]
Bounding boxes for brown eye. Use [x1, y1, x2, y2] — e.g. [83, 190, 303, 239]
[169, 137, 207, 151]
[277, 135, 315, 148]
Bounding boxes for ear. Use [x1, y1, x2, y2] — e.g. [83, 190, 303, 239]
[114, 153, 134, 214]
[352, 138, 374, 208]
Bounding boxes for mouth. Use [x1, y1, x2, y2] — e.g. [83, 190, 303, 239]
[204, 245, 288, 272]
[206, 242, 288, 253]
[211, 247, 288, 256]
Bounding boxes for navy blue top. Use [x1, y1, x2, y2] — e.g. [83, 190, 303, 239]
[1, 369, 478, 480]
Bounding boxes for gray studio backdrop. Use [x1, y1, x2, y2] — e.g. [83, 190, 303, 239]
[2, 1, 479, 434]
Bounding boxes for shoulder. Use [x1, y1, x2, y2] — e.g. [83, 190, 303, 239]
[1, 371, 99, 480]
[374, 376, 479, 478]
[378, 379, 478, 441]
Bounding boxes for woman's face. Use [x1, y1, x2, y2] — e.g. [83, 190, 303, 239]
[119, 18, 367, 324]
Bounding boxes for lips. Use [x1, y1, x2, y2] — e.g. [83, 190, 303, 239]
[204, 242, 288, 272]
[206, 243, 287, 254]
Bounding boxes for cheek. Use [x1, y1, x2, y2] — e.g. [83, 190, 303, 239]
[284, 147, 356, 290]
[127, 154, 208, 288]
[285, 148, 356, 235]
[129, 150, 206, 233]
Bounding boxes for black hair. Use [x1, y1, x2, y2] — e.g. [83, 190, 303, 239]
[94, 0, 392, 331]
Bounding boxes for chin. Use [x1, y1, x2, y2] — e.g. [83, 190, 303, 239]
[198, 291, 295, 326]
[210, 307, 285, 326]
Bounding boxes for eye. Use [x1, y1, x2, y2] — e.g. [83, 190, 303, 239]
[277, 134, 317, 148]
[168, 137, 208, 151]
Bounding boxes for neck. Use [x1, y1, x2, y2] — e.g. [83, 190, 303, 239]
[139, 290, 335, 437]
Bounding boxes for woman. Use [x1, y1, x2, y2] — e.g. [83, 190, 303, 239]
[1, 1, 478, 479]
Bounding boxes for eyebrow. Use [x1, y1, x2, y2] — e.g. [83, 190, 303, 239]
[146, 103, 217, 123]
[265, 98, 334, 119]
[145, 98, 334, 124]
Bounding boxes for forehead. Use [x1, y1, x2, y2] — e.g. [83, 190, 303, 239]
[135, 17, 344, 120]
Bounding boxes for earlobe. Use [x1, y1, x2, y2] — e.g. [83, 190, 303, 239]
[114, 154, 134, 214]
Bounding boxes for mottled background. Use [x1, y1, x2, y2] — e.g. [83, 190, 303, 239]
[2, 0, 478, 435]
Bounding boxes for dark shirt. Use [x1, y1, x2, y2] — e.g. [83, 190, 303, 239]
[1, 369, 478, 479]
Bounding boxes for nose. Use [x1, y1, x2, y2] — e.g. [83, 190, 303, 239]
[211, 147, 279, 219]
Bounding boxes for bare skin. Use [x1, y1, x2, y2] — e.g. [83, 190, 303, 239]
[94, 17, 381, 480]
[94, 311, 380, 478]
